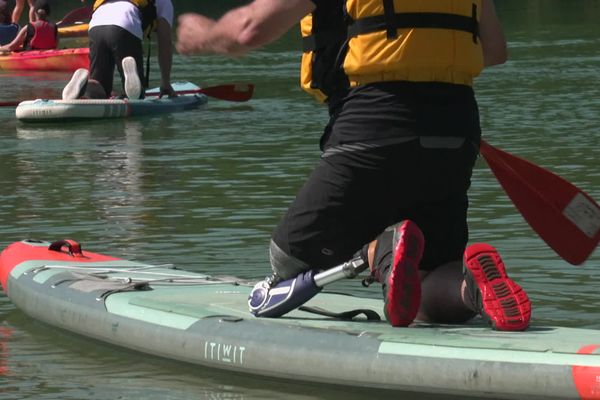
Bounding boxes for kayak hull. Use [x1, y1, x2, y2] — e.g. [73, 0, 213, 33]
[0, 48, 89, 71]
[1, 239, 600, 399]
[15, 82, 207, 122]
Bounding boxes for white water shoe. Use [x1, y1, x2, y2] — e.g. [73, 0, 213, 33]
[122, 56, 142, 99]
[62, 68, 89, 100]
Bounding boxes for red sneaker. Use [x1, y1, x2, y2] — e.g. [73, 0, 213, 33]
[383, 220, 424, 327]
[463, 243, 531, 331]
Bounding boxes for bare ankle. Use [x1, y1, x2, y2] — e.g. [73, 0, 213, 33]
[367, 240, 376, 271]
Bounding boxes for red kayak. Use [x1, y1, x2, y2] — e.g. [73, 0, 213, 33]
[0, 48, 89, 72]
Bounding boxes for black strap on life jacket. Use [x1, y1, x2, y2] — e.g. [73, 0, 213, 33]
[383, 0, 398, 39]
[300, 2, 350, 101]
[348, 3, 480, 43]
[302, 26, 346, 53]
[140, 0, 157, 38]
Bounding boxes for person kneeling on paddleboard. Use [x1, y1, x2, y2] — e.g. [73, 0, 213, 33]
[61, 0, 176, 100]
[177, 0, 531, 331]
[0, 0, 57, 52]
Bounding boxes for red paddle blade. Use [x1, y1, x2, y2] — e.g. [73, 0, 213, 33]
[199, 84, 254, 102]
[480, 140, 600, 265]
[144, 84, 254, 102]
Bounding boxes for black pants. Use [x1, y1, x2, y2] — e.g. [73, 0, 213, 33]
[88, 25, 144, 98]
[271, 139, 479, 273]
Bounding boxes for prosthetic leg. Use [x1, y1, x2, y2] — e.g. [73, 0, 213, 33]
[248, 257, 366, 317]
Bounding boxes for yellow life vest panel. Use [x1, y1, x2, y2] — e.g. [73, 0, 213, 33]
[344, 0, 483, 87]
[300, 0, 483, 102]
[93, 0, 157, 38]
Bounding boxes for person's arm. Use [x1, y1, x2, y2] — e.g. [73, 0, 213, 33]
[0, 25, 27, 51]
[155, 16, 175, 97]
[176, 0, 315, 57]
[479, 0, 507, 67]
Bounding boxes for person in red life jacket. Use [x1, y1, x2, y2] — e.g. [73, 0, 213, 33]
[0, 0, 19, 46]
[0, 0, 57, 52]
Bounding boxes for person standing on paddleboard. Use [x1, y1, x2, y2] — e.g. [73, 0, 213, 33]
[61, 0, 176, 100]
[0, 0, 57, 52]
[9, 0, 34, 27]
[177, 0, 532, 331]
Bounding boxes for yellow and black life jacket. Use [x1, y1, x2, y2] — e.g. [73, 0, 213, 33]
[300, 0, 483, 103]
[93, 0, 157, 38]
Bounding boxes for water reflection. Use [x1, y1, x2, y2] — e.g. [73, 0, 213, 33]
[0, 325, 11, 377]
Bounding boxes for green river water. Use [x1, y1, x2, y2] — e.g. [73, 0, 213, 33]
[0, 1, 599, 399]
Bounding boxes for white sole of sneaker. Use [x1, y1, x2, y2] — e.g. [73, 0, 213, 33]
[122, 57, 141, 99]
[62, 68, 88, 100]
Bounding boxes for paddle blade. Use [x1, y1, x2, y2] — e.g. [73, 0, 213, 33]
[199, 84, 254, 102]
[0, 101, 19, 107]
[480, 140, 600, 265]
[57, 6, 93, 27]
[145, 84, 254, 102]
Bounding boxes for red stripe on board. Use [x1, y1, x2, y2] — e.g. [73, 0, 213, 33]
[573, 345, 600, 399]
